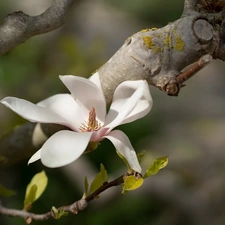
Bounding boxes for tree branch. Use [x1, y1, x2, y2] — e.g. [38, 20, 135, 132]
[0, 175, 125, 223]
[0, 123, 69, 166]
[182, 0, 199, 16]
[0, 0, 76, 55]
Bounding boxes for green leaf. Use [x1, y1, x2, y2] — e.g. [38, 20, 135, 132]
[143, 156, 168, 179]
[24, 185, 37, 211]
[82, 176, 89, 199]
[24, 171, 48, 210]
[0, 184, 16, 197]
[122, 176, 144, 194]
[89, 164, 107, 194]
[51, 206, 69, 219]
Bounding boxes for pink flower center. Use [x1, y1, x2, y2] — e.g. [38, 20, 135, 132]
[79, 107, 102, 132]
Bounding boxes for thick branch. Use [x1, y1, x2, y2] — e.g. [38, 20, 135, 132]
[0, 123, 68, 166]
[0, 175, 124, 223]
[0, 0, 75, 55]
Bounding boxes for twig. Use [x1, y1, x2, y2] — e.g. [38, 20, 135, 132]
[0, 0, 76, 55]
[163, 54, 212, 96]
[176, 54, 212, 84]
[0, 175, 125, 223]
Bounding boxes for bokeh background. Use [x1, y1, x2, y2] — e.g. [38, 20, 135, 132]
[1, 0, 225, 225]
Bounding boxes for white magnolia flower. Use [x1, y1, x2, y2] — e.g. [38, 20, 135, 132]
[1, 74, 153, 173]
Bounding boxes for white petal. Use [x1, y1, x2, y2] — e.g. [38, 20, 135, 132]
[89, 71, 102, 90]
[28, 150, 41, 164]
[105, 130, 142, 173]
[37, 94, 87, 131]
[39, 130, 93, 168]
[59, 75, 106, 123]
[1, 97, 67, 125]
[105, 80, 152, 130]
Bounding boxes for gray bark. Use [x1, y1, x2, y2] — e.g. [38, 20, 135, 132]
[0, 0, 75, 55]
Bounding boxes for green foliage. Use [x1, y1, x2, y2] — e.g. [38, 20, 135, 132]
[0, 184, 16, 197]
[122, 175, 144, 194]
[51, 206, 69, 219]
[88, 164, 108, 195]
[143, 156, 168, 179]
[58, 35, 105, 76]
[105, 0, 183, 25]
[82, 176, 89, 199]
[24, 171, 48, 211]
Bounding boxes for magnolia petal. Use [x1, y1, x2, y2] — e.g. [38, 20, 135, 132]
[59, 75, 106, 124]
[105, 130, 142, 173]
[1, 97, 67, 125]
[89, 72, 102, 90]
[105, 80, 152, 130]
[37, 94, 86, 131]
[39, 130, 93, 168]
[28, 150, 41, 164]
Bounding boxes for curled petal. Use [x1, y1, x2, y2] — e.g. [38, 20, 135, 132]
[105, 130, 142, 173]
[37, 94, 87, 131]
[105, 80, 152, 130]
[28, 150, 41, 164]
[59, 75, 106, 124]
[1, 97, 67, 125]
[38, 130, 93, 168]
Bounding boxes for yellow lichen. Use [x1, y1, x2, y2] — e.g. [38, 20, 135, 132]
[153, 47, 163, 53]
[142, 36, 155, 49]
[142, 36, 163, 53]
[172, 28, 176, 35]
[174, 36, 185, 51]
[141, 27, 158, 33]
[163, 36, 171, 48]
[141, 28, 151, 33]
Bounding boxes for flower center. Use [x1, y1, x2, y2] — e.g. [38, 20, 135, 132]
[79, 107, 102, 132]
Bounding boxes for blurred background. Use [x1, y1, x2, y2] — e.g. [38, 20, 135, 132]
[1, 0, 225, 225]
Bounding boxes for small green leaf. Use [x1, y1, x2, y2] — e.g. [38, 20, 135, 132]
[122, 176, 144, 194]
[0, 184, 16, 197]
[143, 156, 168, 179]
[89, 164, 107, 194]
[51, 206, 69, 219]
[24, 171, 48, 210]
[82, 176, 89, 199]
[24, 185, 37, 211]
